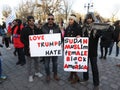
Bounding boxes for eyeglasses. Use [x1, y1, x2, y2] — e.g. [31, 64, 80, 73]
[48, 18, 54, 20]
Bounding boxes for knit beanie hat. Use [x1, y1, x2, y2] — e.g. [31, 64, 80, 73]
[69, 14, 77, 22]
[85, 12, 95, 22]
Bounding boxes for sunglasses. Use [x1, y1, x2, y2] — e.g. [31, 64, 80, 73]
[48, 18, 54, 20]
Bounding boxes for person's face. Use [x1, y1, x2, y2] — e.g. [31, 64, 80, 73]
[69, 18, 74, 25]
[48, 16, 54, 25]
[28, 19, 35, 26]
[119, 22, 120, 26]
[86, 18, 93, 24]
[37, 23, 42, 28]
[13, 20, 17, 25]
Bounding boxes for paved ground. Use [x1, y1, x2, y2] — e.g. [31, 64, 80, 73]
[0, 41, 120, 90]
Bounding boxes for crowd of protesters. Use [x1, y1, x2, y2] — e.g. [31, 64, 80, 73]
[0, 13, 120, 90]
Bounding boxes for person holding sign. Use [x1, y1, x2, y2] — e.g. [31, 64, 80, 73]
[41, 14, 61, 82]
[20, 16, 43, 82]
[64, 14, 82, 84]
[81, 13, 101, 88]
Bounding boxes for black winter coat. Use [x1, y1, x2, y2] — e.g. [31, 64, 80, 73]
[100, 25, 114, 47]
[20, 25, 42, 56]
[64, 22, 82, 37]
[82, 23, 101, 57]
[113, 26, 120, 42]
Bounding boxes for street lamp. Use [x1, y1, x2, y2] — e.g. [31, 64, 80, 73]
[84, 3, 93, 13]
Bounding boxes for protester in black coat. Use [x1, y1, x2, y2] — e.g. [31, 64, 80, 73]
[113, 20, 120, 42]
[64, 14, 82, 84]
[116, 31, 120, 67]
[21, 16, 43, 82]
[81, 13, 101, 88]
[113, 20, 120, 56]
[99, 25, 114, 59]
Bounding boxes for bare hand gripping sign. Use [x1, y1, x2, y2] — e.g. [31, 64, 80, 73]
[64, 37, 89, 72]
[29, 33, 62, 57]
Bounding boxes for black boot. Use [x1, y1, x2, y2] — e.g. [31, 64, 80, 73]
[68, 72, 74, 81]
[99, 56, 103, 59]
[71, 73, 80, 84]
[103, 56, 106, 59]
[16, 61, 21, 65]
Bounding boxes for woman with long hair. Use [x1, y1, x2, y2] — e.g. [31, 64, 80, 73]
[64, 14, 82, 84]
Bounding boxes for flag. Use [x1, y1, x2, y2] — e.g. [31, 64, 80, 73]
[6, 11, 16, 28]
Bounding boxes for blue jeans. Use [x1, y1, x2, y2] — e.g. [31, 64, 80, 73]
[0, 58, 2, 77]
[44, 56, 58, 76]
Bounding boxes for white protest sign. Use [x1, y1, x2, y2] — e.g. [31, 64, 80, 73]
[64, 37, 89, 72]
[29, 33, 62, 57]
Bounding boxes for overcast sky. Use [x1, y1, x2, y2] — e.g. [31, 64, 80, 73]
[0, 0, 120, 19]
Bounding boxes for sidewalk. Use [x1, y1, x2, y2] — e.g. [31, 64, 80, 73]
[0, 44, 120, 90]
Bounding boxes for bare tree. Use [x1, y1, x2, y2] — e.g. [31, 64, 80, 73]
[62, 0, 73, 21]
[40, 0, 62, 14]
[2, 5, 12, 18]
[16, 0, 36, 21]
[35, 0, 62, 21]
[15, 0, 73, 22]
[111, 8, 119, 22]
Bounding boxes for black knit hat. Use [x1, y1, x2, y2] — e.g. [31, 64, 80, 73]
[48, 13, 54, 17]
[15, 19, 22, 25]
[27, 16, 34, 21]
[85, 13, 95, 22]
